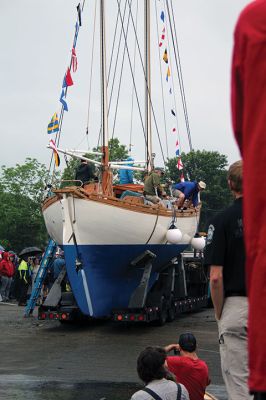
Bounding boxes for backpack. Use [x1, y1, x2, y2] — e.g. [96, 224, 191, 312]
[142, 383, 182, 400]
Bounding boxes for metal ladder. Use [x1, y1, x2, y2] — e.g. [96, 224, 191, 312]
[24, 238, 57, 317]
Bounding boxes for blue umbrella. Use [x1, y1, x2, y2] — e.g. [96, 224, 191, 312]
[0, 245, 5, 251]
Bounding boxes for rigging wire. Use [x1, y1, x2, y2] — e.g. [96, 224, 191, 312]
[166, 0, 193, 151]
[161, 0, 182, 156]
[46, 3, 86, 183]
[97, 0, 128, 148]
[154, 0, 169, 159]
[129, 0, 139, 155]
[115, 0, 150, 165]
[110, 0, 134, 159]
[126, 0, 166, 166]
[85, 0, 97, 147]
[107, 1, 121, 84]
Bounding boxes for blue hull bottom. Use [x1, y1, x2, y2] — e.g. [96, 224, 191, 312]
[63, 244, 187, 317]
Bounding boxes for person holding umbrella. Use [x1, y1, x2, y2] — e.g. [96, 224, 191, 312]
[17, 247, 42, 306]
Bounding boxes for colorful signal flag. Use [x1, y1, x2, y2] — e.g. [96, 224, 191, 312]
[47, 112, 59, 134]
[163, 49, 168, 64]
[71, 47, 77, 72]
[49, 139, 60, 167]
[60, 89, 68, 111]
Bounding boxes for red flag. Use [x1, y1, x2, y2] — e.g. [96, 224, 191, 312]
[71, 48, 78, 73]
[65, 67, 73, 86]
[177, 157, 183, 170]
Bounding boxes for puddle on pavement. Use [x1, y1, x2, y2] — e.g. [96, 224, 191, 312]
[0, 382, 140, 400]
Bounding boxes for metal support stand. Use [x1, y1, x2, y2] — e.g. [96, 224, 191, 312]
[128, 250, 156, 308]
[43, 267, 66, 307]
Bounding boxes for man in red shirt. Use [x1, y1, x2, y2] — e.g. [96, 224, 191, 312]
[231, 1, 266, 397]
[165, 333, 210, 400]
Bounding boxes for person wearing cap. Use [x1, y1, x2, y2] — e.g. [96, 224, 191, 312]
[143, 168, 166, 204]
[171, 181, 206, 209]
[52, 250, 65, 280]
[131, 346, 189, 400]
[165, 333, 210, 400]
[204, 160, 251, 400]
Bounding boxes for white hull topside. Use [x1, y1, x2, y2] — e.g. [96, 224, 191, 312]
[43, 193, 198, 246]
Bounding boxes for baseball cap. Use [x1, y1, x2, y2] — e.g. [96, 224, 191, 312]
[155, 167, 165, 175]
[178, 333, 197, 352]
[198, 181, 206, 190]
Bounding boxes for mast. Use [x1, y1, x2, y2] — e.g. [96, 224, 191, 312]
[100, 0, 110, 193]
[144, 0, 152, 172]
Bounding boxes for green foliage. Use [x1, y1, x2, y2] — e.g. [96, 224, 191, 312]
[0, 239, 11, 251]
[61, 157, 80, 181]
[108, 138, 128, 161]
[1, 158, 49, 203]
[166, 150, 232, 229]
[0, 158, 49, 252]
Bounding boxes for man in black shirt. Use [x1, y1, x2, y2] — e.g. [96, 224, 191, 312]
[205, 160, 252, 400]
[75, 159, 96, 186]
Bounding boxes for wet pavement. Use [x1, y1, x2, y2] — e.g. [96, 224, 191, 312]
[0, 303, 227, 399]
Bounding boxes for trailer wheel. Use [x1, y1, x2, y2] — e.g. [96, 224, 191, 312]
[157, 296, 167, 326]
[167, 295, 175, 322]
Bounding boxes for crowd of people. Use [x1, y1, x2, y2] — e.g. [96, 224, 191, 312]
[0, 249, 65, 306]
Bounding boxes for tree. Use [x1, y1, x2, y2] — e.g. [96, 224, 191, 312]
[61, 157, 80, 182]
[166, 150, 232, 229]
[0, 158, 49, 252]
[108, 138, 128, 161]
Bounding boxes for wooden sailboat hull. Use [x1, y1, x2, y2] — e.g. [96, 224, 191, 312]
[42, 191, 198, 317]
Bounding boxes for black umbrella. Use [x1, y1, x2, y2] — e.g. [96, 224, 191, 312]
[19, 247, 42, 257]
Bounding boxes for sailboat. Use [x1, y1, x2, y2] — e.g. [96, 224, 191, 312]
[42, 0, 202, 318]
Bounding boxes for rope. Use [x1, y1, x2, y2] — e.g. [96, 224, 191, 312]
[145, 208, 160, 244]
[126, 0, 166, 166]
[116, 0, 149, 165]
[161, 0, 182, 157]
[166, 0, 193, 151]
[46, 4, 85, 185]
[129, 0, 139, 154]
[97, 0, 128, 149]
[110, 0, 133, 159]
[85, 0, 97, 140]
[155, 0, 169, 159]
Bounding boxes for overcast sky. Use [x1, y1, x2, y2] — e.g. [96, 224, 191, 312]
[0, 0, 251, 170]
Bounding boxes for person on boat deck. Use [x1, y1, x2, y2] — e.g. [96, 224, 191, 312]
[165, 333, 210, 400]
[119, 157, 134, 185]
[143, 168, 166, 204]
[75, 159, 97, 186]
[172, 181, 206, 209]
[131, 346, 189, 400]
